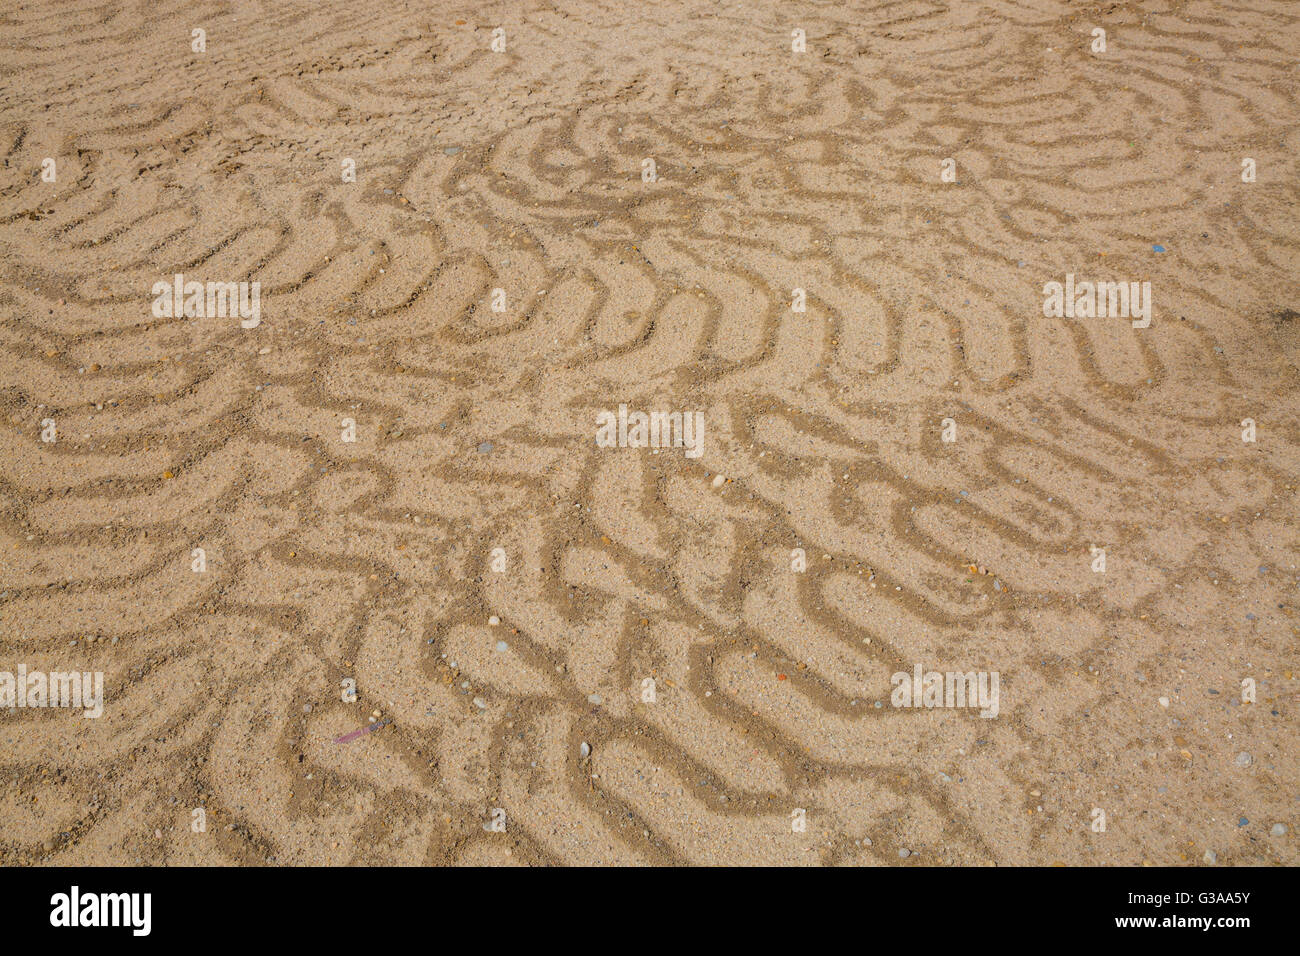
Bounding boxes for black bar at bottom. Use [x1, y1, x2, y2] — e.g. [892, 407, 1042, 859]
[0, 865, 1278, 942]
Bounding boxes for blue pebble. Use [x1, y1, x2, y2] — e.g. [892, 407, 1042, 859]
[1153, 244, 1166, 253]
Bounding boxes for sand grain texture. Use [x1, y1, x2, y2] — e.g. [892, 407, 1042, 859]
[0, 0, 1297, 866]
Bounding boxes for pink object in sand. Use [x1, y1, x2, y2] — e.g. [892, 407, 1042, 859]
[334, 719, 390, 744]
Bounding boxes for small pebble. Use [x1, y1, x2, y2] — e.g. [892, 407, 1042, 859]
[1271, 823, 1288, 837]
[1203, 850, 1217, 865]
[712, 474, 725, 488]
[495, 640, 508, 652]
[1235, 752, 1252, 767]
[579, 742, 591, 759]
[587, 693, 602, 705]
[488, 615, 500, 626]
[473, 697, 486, 709]
[898, 848, 911, 858]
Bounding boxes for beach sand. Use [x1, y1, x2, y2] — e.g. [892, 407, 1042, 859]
[0, 0, 1297, 865]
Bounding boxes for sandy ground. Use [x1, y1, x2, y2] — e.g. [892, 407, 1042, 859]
[0, 0, 1297, 866]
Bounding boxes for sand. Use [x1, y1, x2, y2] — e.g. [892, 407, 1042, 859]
[0, 0, 1297, 866]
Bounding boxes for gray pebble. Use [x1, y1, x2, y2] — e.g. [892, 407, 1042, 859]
[587, 693, 602, 705]
[1203, 850, 1217, 864]
[495, 640, 508, 652]
[443, 146, 461, 156]
[1236, 752, 1253, 767]
[1271, 823, 1288, 837]
[898, 848, 911, 858]
[477, 441, 494, 454]
[579, 741, 591, 759]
